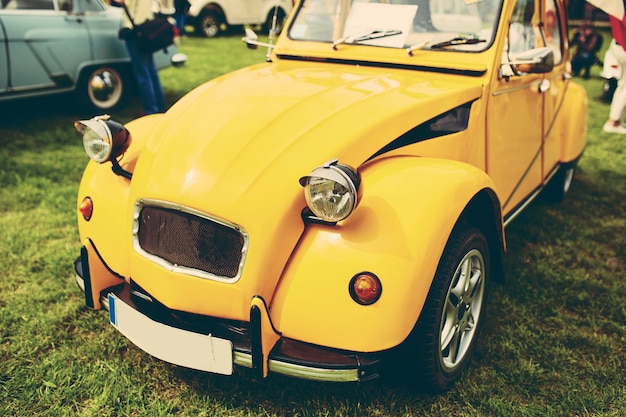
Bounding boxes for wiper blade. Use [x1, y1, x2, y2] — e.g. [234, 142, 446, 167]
[333, 29, 402, 50]
[353, 29, 402, 42]
[429, 37, 486, 49]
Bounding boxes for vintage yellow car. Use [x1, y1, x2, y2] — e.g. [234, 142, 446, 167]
[73, 0, 586, 392]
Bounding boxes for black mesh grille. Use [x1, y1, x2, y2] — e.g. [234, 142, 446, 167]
[137, 206, 244, 278]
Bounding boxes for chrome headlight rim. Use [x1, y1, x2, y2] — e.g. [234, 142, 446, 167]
[74, 115, 131, 164]
[299, 159, 361, 223]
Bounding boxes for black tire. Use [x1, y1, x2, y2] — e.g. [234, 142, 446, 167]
[543, 163, 576, 203]
[78, 66, 127, 112]
[399, 225, 489, 392]
[198, 9, 223, 38]
[264, 8, 286, 35]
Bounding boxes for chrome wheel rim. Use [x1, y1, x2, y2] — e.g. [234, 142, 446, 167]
[88, 68, 122, 109]
[439, 248, 485, 372]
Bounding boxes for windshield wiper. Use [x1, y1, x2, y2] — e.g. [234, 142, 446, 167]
[353, 29, 402, 42]
[333, 29, 402, 50]
[429, 37, 486, 49]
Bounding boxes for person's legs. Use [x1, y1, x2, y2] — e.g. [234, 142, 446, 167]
[608, 42, 626, 118]
[125, 40, 165, 115]
[146, 55, 166, 113]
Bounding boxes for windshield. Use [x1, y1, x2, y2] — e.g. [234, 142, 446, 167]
[288, 0, 502, 52]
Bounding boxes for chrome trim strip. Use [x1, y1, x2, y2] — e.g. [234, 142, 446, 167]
[132, 198, 249, 283]
[268, 359, 360, 382]
[503, 187, 543, 228]
[234, 352, 360, 382]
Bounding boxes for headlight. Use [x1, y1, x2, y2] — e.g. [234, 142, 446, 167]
[299, 159, 361, 223]
[74, 115, 131, 163]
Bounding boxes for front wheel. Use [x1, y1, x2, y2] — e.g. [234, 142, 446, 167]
[78, 66, 126, 112]
[399, 225, 489, 392]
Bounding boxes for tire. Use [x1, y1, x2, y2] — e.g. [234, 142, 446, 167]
[78, 66, 126, 112]
[264, 8, 286, 35]
[543, 163, 576, 203]
[399, 225, 489, 392]
[198, 9, 222, 38]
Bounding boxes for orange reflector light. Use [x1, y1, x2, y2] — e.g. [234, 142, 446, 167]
[349, 272, 382, 305]
[79, 197, 93, 221]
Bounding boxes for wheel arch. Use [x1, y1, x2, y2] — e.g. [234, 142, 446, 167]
[270, 156, 504, 353]
[455, 188, 505, 284]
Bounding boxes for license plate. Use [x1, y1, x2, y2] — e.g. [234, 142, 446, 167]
[108, 293, 234, 375]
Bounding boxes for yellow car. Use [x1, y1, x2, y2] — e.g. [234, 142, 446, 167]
[73, 0, 586, 392]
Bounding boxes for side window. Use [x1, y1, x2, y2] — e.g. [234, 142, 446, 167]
[508, 0, 536, 55]
[543, 0, 562, 63]
[3, 0, 54, 9]
[58, 0, 72, 11]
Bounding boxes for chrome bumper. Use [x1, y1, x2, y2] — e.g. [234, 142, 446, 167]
[74, 254, 379, 383]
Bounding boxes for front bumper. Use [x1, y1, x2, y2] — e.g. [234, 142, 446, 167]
[74, 252, 380, 383]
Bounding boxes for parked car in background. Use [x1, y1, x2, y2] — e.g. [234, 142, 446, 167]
[186, 0, 292, 37]
[73, 0, 586, 392]
[0, 0, 184, 111]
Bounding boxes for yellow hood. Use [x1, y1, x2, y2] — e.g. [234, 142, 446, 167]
[126, 59, 484, 319]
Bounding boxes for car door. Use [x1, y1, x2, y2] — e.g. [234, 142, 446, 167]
[487, 0, 545, 219]
[222, 0, 253, 23]
[0, 0, 90, 94]
[541, 0, 568, 178]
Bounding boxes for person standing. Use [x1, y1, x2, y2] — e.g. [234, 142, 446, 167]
[118, 0, 167, 115]
[570, 21, 602, 79]
[174, 0, 190, 36]
[604, 10, 626, 134]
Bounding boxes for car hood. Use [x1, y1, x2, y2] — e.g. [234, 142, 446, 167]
[128, 60, 484, 316]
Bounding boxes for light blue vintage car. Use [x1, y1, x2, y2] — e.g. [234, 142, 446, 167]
[0, 0, 184, 111]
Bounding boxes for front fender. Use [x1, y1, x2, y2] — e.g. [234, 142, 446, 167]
[76, 114, 163, 303]
[269, 156, 499, 352]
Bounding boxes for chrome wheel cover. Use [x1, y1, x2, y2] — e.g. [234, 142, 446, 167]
[439, 248, 485, 372]
[88, 68, 122, 109]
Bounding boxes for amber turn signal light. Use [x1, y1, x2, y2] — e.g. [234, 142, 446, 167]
[79, 197, 93, 221]
[349, 272, 382, 305]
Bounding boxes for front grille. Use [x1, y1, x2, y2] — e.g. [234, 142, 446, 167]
[133, 200, 247, 282]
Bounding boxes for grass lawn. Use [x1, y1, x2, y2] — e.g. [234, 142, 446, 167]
[0, 32, 625, 416]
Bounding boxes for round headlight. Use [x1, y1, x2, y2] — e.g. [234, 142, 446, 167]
[74, 115, 131, 164]
[300, 159, 361, 223]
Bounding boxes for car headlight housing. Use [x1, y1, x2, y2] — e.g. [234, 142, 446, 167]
[299, 159, 361, 223]
[74, 115, 131, 163]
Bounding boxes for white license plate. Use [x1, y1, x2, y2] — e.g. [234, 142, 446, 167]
[108, 293, 234, 375]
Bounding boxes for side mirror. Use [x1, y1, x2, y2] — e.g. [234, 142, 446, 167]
[242, 28, 275, 50]
[508, 47, 555, 75]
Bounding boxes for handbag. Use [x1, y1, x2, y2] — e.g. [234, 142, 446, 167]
[122, 3, 175, 54]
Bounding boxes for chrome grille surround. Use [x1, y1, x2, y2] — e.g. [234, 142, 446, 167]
[132, 199, 248, 283]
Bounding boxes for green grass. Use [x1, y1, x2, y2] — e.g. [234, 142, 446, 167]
[1, 33, 625, 416]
